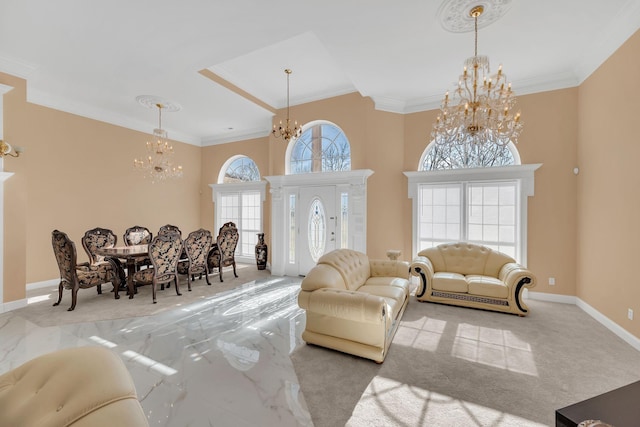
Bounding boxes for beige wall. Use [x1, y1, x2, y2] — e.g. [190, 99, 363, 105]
[577, 29, 640, 337]
[1, 74, 202, 301]
[4, 29, 640, 341]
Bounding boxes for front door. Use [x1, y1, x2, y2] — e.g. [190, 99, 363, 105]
[299, 186, 337, 275]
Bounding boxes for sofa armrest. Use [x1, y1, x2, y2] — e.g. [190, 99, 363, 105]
[410, 256, 434, 297]
[369, 259, 410, 279]
[301, 264, 346, 292]
[498, 263, 537, 290]
[298, 288, 386, 324]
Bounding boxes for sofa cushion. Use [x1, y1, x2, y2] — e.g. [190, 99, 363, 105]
[432, 272, 468, 293]
[467, 275, 509, 299]
[358, 283, 408, 320]
[364, 276, 410, 293]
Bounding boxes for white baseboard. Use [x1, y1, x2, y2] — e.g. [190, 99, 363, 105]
[27, 279, 59, 291]
[526, 291, 640, 352]
[1, 298, 27, 313]
[576, 298, 640, 352]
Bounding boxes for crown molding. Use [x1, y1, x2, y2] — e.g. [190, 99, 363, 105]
[201, 127, 271, 146]
[0, 55, 37, 79]
[26, 88, 202, 146]
[572, 0, 640, 83]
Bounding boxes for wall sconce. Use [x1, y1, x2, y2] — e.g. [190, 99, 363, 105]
[0, 140, 22, 158]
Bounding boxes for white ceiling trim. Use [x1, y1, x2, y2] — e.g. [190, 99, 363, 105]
[201, 126, 272, 146]
[572, 0, 640, 84]
[0, 55, 37, 80]
[26, 88, 202, 146]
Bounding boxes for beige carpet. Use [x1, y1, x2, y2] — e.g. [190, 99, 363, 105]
[18, 263, 271, 327]
[291, 298, 640, 427]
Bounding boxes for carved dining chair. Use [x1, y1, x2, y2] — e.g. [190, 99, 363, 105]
[131, 230, 183, 304]
[123, 225, 152, 246]
[51, 230, 123, 311]
[158, 224, 182, 237]
[123, 225, 153, 271]
[81, 227, 122, 292]
[158, 224, 185, 288]
[177, 228, 212, 290]
[207, 222, 239, 282]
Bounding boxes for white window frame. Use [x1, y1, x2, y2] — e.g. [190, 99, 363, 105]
[404, 164, 541, 266]
[210, 181, 267, 264]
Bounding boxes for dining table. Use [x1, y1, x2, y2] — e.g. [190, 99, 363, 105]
[95, 244, 149, 299]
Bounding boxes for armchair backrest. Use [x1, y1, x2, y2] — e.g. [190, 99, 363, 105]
[216, 222, 239, 264]
[82, 227, 116, 265]
[184, 228, 212, 270]
[52, 230, 78, 284]
[124, 226, 152, 246]
[418, 242, 515, 277]
[148, 231, 183, 277]
[317, 249, 371, 291]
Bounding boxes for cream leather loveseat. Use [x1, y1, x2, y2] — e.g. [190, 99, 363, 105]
[298, 249, 410, 363]
[0, 347, 148, 426]
[410, 242, 536, 316]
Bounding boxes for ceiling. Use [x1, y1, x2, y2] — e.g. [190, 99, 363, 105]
[1, 0, 639, 146]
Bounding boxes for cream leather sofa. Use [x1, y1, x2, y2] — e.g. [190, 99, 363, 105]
[298, 249, 410, 363]
[0, 347, 148, 427]
[410, 242, 536, 316]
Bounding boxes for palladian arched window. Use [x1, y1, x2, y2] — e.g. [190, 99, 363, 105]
[287, 121, 351, 174]
[213, 155, 266, 260]
[409, 140, 537, 264]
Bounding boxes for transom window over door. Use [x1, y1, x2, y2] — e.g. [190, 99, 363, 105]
[211, 155, 266, 262]
[287, 121, 351, 174]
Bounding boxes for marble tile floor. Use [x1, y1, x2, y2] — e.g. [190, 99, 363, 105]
[0, 276, 313, 427]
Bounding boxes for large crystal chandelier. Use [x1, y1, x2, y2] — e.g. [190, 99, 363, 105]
[134, 103, 183, 183]
[431, 5, 523, 157]
[272, 69, 302, 143]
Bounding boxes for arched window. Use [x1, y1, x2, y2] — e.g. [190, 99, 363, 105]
[419, 140, 520, 171]
[287, 121, 351, 174]
[220, 156, 260, 183]
[213, 155, 266, 261]
[409, 140, 538, 264]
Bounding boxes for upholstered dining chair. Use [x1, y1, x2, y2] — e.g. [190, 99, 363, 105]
[207, 222, 239, 282]
[131, 231, 183, 304]
[81, 227, 122, 292]
[82, 227, 117, 266]
[124, 225, 153, 271]
[177, 228, 212, 290]
[158, 224, 182, 237]
[51, 230, 123, 311]
[124, 225, 152, 246]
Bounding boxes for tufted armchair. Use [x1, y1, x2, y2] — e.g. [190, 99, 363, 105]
[177, 228, 212, 289]
[52, 230, 123, 311]
[207, 222, 239, 282]
[132, 231, 183, 303]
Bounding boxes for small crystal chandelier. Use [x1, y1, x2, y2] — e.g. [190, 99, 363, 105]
[134, 103, 183, 183]
[431, 5, 523, 155]
[272, 68, 301, 142]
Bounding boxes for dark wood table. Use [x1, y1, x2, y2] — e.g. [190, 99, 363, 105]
[95, 244, 149, 299]
[556, 380, 640, 426]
